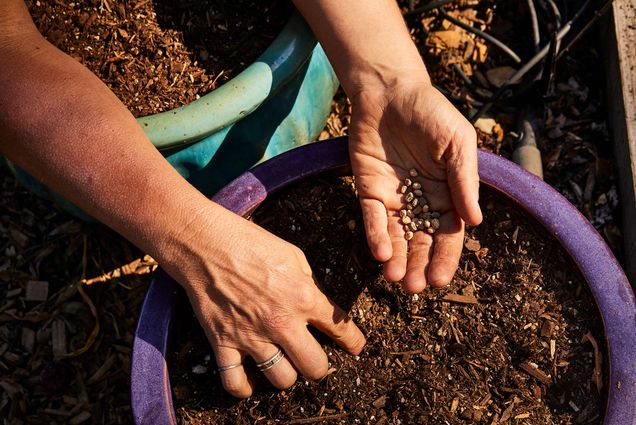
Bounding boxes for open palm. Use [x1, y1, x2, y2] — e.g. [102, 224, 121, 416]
[349, 82, 482, 292]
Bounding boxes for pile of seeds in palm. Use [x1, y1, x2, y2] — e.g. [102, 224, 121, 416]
[399, 168, 440, 240]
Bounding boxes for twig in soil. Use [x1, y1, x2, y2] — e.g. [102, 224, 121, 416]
[527, 0, 541, 53]
[285, 413, 347, 424]
[58, 235, 100, 358]
[469, 0, 594, 122]
[555, 0, 613, 61]
[438, 6, 522, 64]
[389, 349, 426, 355]
[544, 0, 563, 28]
[582, 331, 603, 392]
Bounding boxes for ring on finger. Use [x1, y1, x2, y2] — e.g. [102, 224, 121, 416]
[217, 363, 242, 373]
[256, 349, 285, 372]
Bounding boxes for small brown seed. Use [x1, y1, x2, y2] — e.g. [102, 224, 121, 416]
[412, 182, 422, 190]
[399, 209, 408, 218]
[409, 168, 418, 177]
[413, 206, 422, 215]
[406, 210, 414, 218]
[405, 192, 414, 202]
[403, 224, 410, 232]
[422, 204, 430, 213]
[406, 203, 413, 210]
[405, 231, 414, 240]
[409, 222, 417, 232]
[404, 178, 412, 187]
[411, 198, 418, 207]
[431, 218, 440, 230]
[413, 189, 423, 197]
[427, 227, 435, 234]
[400, 185, 408, 194]
[431, 212, 440, 218]
[423, 219, 431, 228]
[401, 216, 412, 225]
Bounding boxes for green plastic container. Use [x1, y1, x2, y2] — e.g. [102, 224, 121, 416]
[9, 12, 338, 218]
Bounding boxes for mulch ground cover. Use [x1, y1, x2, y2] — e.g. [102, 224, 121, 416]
[25, 0, 291, 117]
[170, 174, 605, 424]
[0, 0, 622, 424]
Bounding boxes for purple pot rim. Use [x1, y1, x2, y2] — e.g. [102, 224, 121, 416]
[131, 137, 636, 425]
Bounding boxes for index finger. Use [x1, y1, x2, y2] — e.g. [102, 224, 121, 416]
[308, 292, 366, 355]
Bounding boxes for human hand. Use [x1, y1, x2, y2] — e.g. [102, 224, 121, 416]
[349, 81, 482, 293]
[164, 206, 366, 398]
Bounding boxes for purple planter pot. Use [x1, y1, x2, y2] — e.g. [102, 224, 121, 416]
[131, 137, 636, 425]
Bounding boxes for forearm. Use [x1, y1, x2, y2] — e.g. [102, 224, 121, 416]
[0, 3, 220, 269]
[292, 0, 429, 96]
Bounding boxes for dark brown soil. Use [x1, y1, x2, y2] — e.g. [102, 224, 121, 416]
[25, 0, 291, 117]
[169, 174, 605, 424]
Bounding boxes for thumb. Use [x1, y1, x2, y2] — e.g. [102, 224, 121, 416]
[445, 129, 482, 226]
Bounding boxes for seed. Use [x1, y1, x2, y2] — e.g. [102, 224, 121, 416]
[399, 209, 408, 218]
[411, 198, 418, 207]
[412, 182, 422, 190]
[431, 212, 440, 218]
[405, 192, 414, 202]
[409, 168, 418, 177]
[409, 222, 417, 232]
[422, 204, 430, 213]
[423, 219, 431, 228]
[431, 218, 440, 230]
[400, 185, 408, 194]
[406, 203, 413, 210]
[413, 189, 423, 197]
[413, 206, 422, 215]
[406, 210, 414, 218]
[427, 227, 435, 234]
[401, 216, 412, 225]
[404, 178, 412, 187]
[405, 231, 414, 241]
[403, 224, 411, 232]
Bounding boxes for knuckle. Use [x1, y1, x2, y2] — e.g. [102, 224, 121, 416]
[294, 285, 318, 313]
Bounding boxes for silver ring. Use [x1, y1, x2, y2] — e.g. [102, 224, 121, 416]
[256, 349, 285, 372]
[217, 363, 242, 373]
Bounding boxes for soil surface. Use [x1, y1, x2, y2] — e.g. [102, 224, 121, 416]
[25, 0, 291, 117]
[170, 174, 605, 425]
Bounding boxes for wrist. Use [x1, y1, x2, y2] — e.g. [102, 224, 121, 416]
[343, 62, 431, 101]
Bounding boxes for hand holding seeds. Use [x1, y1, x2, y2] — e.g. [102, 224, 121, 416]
[348, 82, 483, 293]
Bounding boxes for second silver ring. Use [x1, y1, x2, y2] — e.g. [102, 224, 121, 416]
[255, 348, 285, 372]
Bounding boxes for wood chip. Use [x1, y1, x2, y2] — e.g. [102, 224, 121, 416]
[450, 397, 459, 413]
[25, 281, 49, 302]
[69, 411, 91, 425]
[540, 319, 555, 338]
[486, 66, 517, 87]
[372, 395, 387, 409]
[21, 328, 35, 353]
[442, 293, 479, 304]
[464, 237, 481, 251]
[51, 319, 67, 357]
[519, 362, 552, 385]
